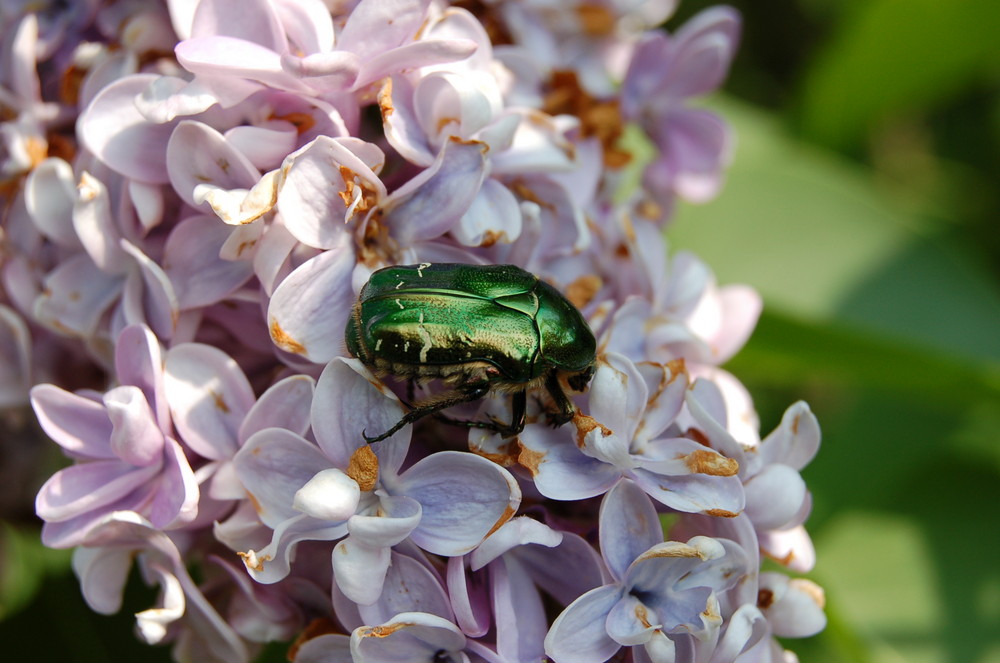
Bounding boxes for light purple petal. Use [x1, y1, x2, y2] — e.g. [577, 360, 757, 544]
[674, 537, 748, 594]
[606, 593, 659, 646]
[635, 437, 735, 477]
[276, 136, 386, 248]
[519, 425, 621, 501]
[119, 240, 179, 339]
[128, 180, 165, 232]
[175, 36, 304, 92]
[348, 494, 421, 548]
[667, 6, 741, 98]
[743, 464, 806, 531]
[490, 110, 577, 175]
[399, 450, 520, 556]
[351, 612, 466, 663]
[698, 284, 761, 364]
[164, 342, 254, 460]
[79, 74, 175, 183]
[30, 384, 114, 458]
[311, 357, 407, 468]
[114, 324, 169, 431]
[233, 428, 333, 526]
[587, 353, 647, 440]
[35, 460, 159, 522]
[759, 523, 815, 574]
[40, 501, 139, 549]
[355, 38, 478, 90]
[447, 556, 490, 637]
[708, 604, 767, 663]
[413, 72, 496, 141]
[381, 75, 434, 165]
[600, 479, 662, 582]
[294, 634, 353, 663]
[33, 253, 122, 337]
[362, 551, 453, 622]
[631, 468, 744, 515]
[760, 401, 820, 471]
[544, 585, 622, 663]
[73, 172, 127, 273]
[148, 437, 200, 528]
[243, 513, 348, 584]
[72, 545, 133, 614]
[382, 138, 489, 245]
[601, 297, 653, 361]
[281, 50, 360, 89]
[240, 374, 315, 441]
[189, 0, 285, 49]
[223, 122, 298, 170]
[453, 178, 522, 247]
[163, 215, 254, 309]
[252, 220, 299, 294]
[103, 385, 165, 466]
[266, 234, 355, 362]
[470, 516, 561, 570]
[758, 573, 826, 638]
[337, 0, 430, 59]
[662, 109, 732, 203]
[684, 380, 746, 464]
[493, 556, 547, 663]
[136, 565, 185, 644]
[514, 530, 606, 607]
[634, 361, 688, 444]
[8, 15, 40, 102]
[133, 75, 219, 124]
[273, 0, 334, 54]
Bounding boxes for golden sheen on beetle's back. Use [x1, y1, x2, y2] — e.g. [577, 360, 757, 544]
[345, 263, 597, 443]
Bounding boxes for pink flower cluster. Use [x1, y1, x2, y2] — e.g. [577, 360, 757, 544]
[1, 1, 826, 662]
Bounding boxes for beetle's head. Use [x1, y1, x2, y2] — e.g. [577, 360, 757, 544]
[566, 364, 596, 392]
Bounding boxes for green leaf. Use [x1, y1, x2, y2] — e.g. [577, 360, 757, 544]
[0, 522, 71, 619]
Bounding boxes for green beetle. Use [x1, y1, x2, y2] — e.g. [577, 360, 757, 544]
[345, 262, 597, 443]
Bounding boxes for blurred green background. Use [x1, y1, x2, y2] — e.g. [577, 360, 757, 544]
[670, 1, 1000, 662]
[3, 1, 1000, 661]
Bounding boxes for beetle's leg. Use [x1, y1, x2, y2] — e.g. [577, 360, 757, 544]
[433, 389, 527, 438]
[399, 378, 417, 409]
[363, 382, 491, 444]
[543, 370, 576, 427]
[504, 389, 527, 436]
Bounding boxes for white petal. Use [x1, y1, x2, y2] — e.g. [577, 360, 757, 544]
[166, 120, 261, 211]
[266, 234, 355, 362]
[293, 468, 360, 521]
[164, 341, 254, 458]
[743, 464, 806, 531]
[24, 158, 79, 248]
[79, 74, 175, 183]
[544, 585, 622, 663]
[332, 537, 390, 605]
[74, 172, 127, 273]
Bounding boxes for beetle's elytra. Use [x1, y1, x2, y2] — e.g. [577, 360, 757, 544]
[346, 262, 597, 443]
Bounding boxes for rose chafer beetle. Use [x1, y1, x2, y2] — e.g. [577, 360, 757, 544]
[346, 262, 597, 443]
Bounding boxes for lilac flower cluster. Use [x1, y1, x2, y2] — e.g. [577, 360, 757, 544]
[2, 1, 826, 661]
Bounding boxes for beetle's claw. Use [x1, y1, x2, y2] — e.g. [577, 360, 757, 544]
[545, 411, 574, 428]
